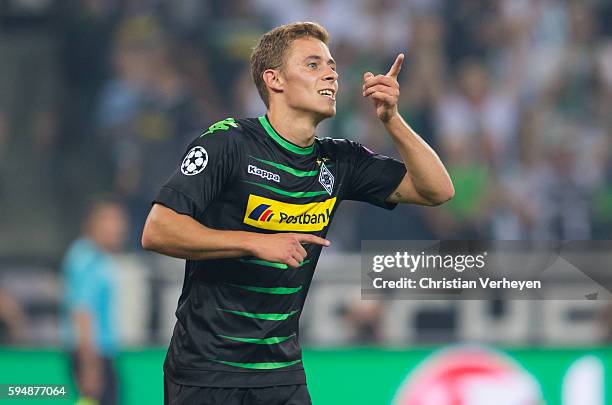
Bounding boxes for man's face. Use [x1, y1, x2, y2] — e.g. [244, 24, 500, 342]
[88, 204, 128, 253]
[278, 37, 338, 120]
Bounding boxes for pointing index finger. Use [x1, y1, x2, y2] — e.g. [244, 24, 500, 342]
[386, 53, 404, 79]
[296, 234, 331, 247]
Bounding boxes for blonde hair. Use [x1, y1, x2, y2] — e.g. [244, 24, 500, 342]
[250, 22, 330, 108]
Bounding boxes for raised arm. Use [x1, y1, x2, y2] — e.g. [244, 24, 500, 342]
[382, 114, 454, 206]
[141, 203, 330, 267]
[363, 53, 454, 206]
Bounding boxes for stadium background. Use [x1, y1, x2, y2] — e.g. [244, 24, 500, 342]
[0, 0, 611, 403]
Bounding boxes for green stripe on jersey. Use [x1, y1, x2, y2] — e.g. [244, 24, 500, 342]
[242, 181, 328, 198]
[259, 116, 314, 155]
[215, 359, 302, 369]
[239, 258, 310, 269]
[251, 157, 319, 177]
[218, 334, 295, 345]
[218, 308, 299, 320]
[239, 258, 287, 269]
[227, 283, 303, 295]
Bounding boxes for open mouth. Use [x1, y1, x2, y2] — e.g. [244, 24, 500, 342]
[318, 89, 336, 100]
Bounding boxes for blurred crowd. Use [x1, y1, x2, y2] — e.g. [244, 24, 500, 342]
[0, 0, 611, 260]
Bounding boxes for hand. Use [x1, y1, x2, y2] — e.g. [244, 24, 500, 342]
[363, 53, 404, 123]
[78, 362, 102, 398]
[248, 233, 330, 268]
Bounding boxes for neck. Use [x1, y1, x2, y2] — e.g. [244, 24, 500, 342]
[84, 232, 112, 253]
[266, 104, 319, 147]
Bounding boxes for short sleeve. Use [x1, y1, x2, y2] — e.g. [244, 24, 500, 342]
[63, 244, 101, 312]
[343, 141, 407, 209]
[153, 124, 242, 219]
[67, 267, 98, 311]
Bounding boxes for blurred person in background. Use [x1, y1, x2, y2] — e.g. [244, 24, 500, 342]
[428, 55, 523, 239]
[0, 288, 26, 345]
[61, 197, 128, 405]
[436, 59, 518, 173]
[528, 120, 595, 240]
[96, 15, 200, 248]
[521, 1, 608, 240]
[253, 0, 358, 48]
[399, 12, 446, 148]
[338, 299, 384, 344]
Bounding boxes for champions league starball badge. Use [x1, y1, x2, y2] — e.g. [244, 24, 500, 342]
[181, 146, 208, 175]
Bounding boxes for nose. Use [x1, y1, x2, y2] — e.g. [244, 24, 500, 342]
[323, 67, 338, 82]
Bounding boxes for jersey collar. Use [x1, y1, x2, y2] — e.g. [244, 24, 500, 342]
[258, 115, 315, 155]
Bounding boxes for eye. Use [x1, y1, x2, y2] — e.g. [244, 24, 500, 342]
[308, 62, 318, 69]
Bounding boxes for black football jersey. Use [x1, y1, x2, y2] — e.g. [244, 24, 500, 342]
[154, 115, 406, 387]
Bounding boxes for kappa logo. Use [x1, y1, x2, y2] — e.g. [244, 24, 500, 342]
[244, 195, 337, 231]
[247, 164, 280, 183]
[201, 118, 238, 137]
[318, 162, 334, 195]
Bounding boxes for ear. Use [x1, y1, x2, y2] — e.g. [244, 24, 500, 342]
[263, 69, 284, 94]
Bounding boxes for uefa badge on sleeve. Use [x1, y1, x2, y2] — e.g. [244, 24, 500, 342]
[181, 146, 208, 175]
[319, 162, 334, 195]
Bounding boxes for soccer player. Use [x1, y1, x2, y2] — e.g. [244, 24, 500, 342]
[142, 22, 453, 405]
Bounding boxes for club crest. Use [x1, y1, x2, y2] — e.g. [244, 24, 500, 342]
[318, 162, 334, 195]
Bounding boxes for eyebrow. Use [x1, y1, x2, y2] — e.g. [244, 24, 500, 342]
[305, 55, 336, 66]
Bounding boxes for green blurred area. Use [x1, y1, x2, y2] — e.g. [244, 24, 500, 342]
[0, 347, 610, 404]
